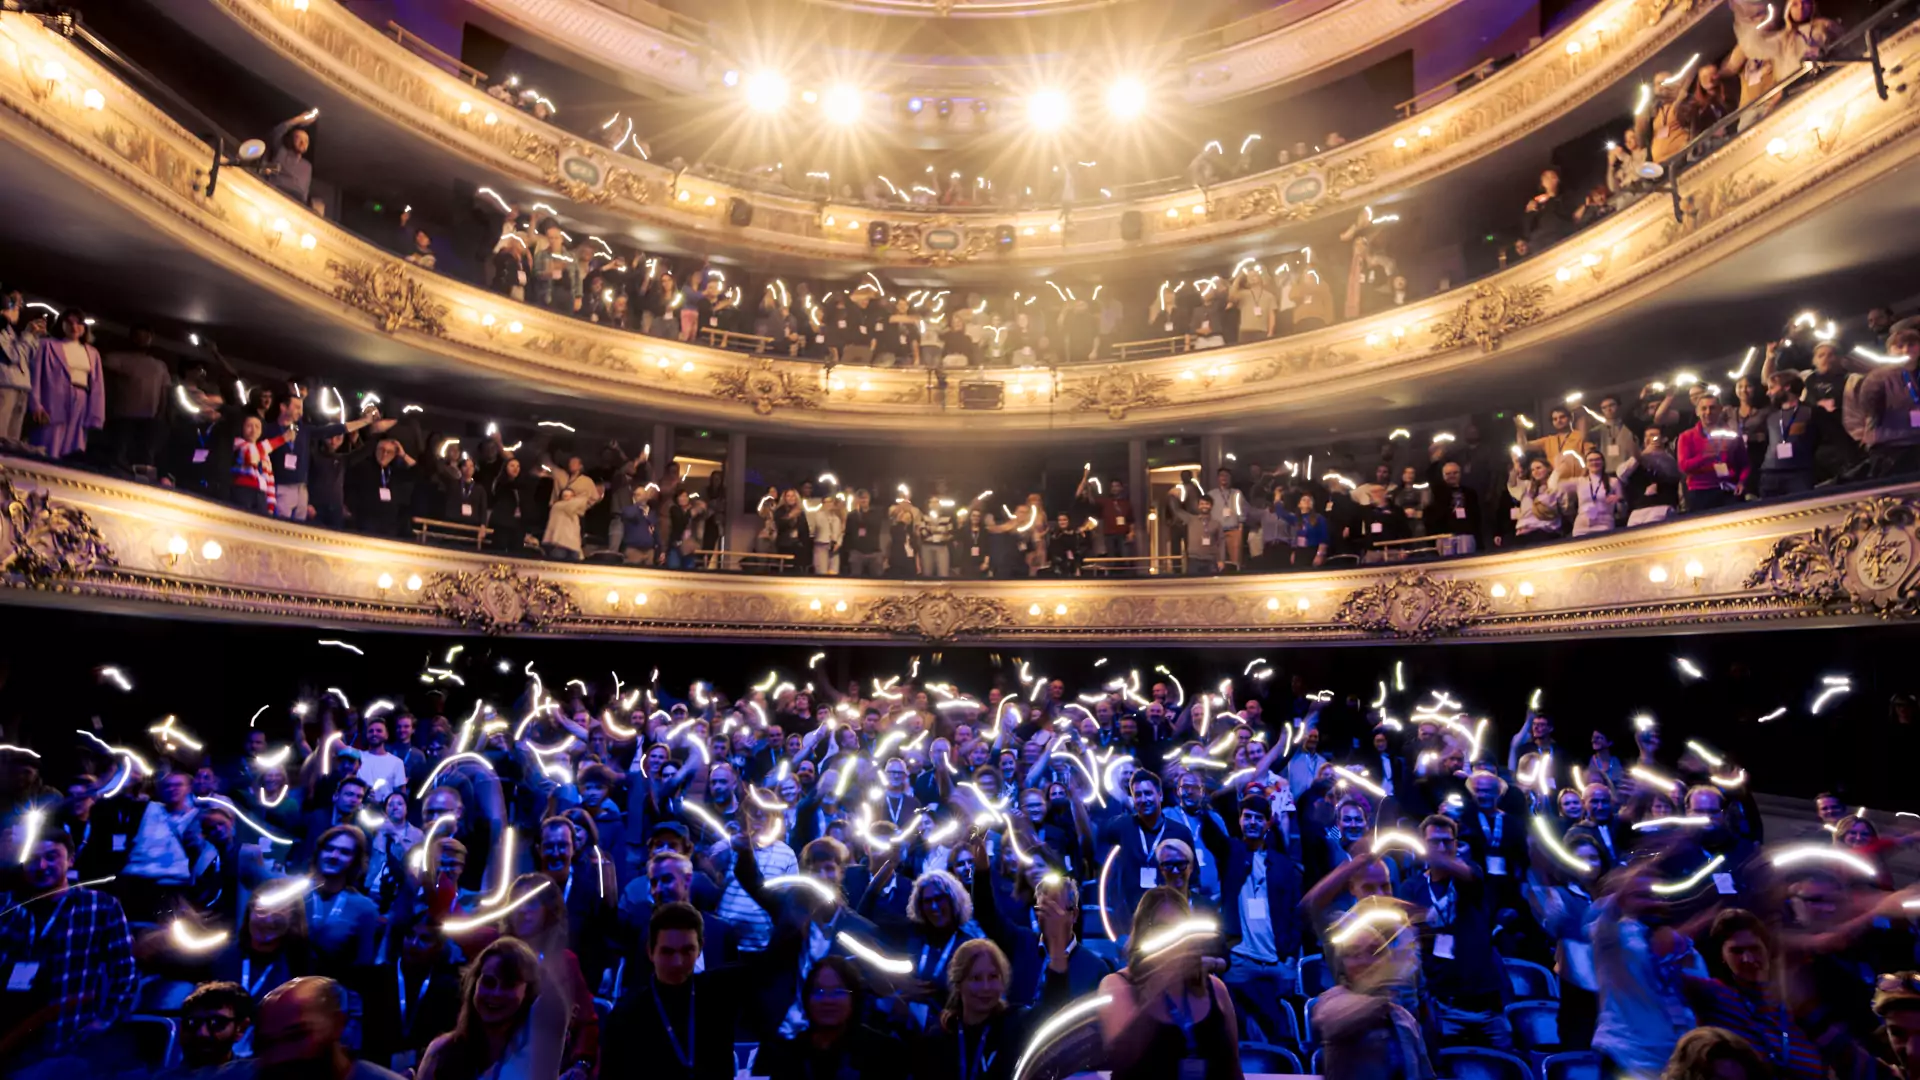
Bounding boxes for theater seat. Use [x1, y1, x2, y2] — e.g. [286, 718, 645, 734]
[1436, 1046, 1536, 1080]
[1542, 1050, 1604, 1080]
[1502, 957, 1560, 1001]
[120, 1015, 179, 1070]
[1507, 999, 1561, 1053]
[1238, 1041, 1303, 1074]
[1298, 952, 1334, 996]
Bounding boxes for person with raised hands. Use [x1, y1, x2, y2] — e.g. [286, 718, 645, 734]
[1096, 886, 1242, 1080]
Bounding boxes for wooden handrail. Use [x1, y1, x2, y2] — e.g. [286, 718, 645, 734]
[1114, 335, 1195, 361]
[385, 22, 488, 86]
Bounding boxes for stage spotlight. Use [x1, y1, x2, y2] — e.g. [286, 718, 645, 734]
[744, 71, 789, 113]
[1106, 77, 1147, 120]
[1027, 89, 1069, 132]
[822, 84, 864, 124]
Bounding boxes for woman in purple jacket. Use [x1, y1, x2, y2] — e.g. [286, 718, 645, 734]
[27, 309, 104, 459]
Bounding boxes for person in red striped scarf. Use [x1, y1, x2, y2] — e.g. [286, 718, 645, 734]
[231, 413, 291, 515]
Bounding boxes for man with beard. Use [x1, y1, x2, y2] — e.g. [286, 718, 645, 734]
[158, 981, 253, 1080]
[1094, 771, 1193, 933]
[0, 831, 136, 1073]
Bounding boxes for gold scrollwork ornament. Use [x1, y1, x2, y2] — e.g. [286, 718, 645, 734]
[1429, 282, 1552, 352]
[1334, 569, 1491, 640]
[710, 359, 821, 415]
[327, 260, 449, 336]
[0, 468, 116, 583]
[864, 589, 1013, 641]
[1064, 367, 1175, 420]
[420, 564, 578, 635]
[1747, 496, 1920, 617]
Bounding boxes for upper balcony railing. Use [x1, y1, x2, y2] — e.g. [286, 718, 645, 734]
[200, 0, 1716, 268]
[1, 0, 1914, 438]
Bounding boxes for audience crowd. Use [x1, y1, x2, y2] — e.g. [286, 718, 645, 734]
[1, 655, 1919, 1080]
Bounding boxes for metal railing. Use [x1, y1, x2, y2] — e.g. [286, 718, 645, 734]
[384, 21, 487, 86]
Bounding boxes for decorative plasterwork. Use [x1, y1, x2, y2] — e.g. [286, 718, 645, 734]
[0, 467, 116, 583]
[864, 590, 1014, 641]
[709, 359, 822, 415]
[1429, 283, 1553, 353]
[327, 260, 449, 336]
[1063, 368, 1174, 420]
[421, 563, 579, 634]
[7, 458, 1920, 644]
[1334, 569, 1491, 640]
[0, 10, 1914, 437]
[204, 0, 1718, 267]
[1747, 497, 1920, 618]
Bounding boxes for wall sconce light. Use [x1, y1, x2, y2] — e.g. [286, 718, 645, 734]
[810, 598, 824, 611]
[1266, 597, 1280, 611]
[406, 574, 422, 591]
[1295, 597, 1311, 612]
[267, 218, 290, 249]
[1490, 583, 1508, 599]
[1028, 603, 1043, 616]
[164, 534, 189, 567]
[1648, 565, 1670, 584]
[82, 88, 104, 111]
[834, 600, 848, 613]
[376, 573, 394, 591]
[299, 232, 317, 251]
[1684, 560, 1705, 589]
[200, 540, 223, 561]
[1517, 581, 1536, 605]
[634, 592, 648, 606]
[1053, 603, 1067, 616]
[606, 590, 621, 606]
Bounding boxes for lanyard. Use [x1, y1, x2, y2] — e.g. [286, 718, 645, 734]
[652, 982, 695, 1069]
[241, 954, 281, 997]
[1588, 476, 1605, 503]
[379, 466, 391, 489]
[1777, 405, 1800, 442]
[1425, 876, 1457, 927]
[24, 896, 69, 953]
[887, 794, 906, 824]
[307, 891, 346, 927]
[1138, 823, 1165, 862]
[919, 933, 959, 980]
[397, 966, 432, 1034]
[957, 1020, 995, 1080]
[1479, 811, 1503, 846]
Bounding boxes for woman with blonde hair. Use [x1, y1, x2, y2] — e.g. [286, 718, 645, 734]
[916, 937, 1040, 1080]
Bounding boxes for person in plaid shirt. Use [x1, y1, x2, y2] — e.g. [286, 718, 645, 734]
[0, 829, 136, 1066]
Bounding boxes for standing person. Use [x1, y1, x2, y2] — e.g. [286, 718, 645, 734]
[230, 414, 292, 515]
[100, 325, 171, 472]
[808, 493, 845, 575]
[1098, 887, 1242, 1080]
[601, 902, 733, 1079]
[1758, 371, 1819, 497]
[919, 497, 956, 579]
[267, 395, 391, 523]
[0, 832, 137, 1073]
[1509, 457, 1564, 545]
[1422, 461, 1482, 555]
[1677, 392, 1749, 511]
[844, 490, 886, 576]
[304, 826, 382, 977]
[1095, 773, 1196, 934]
[1854, 327, 1920, 477]
[1591, 866, 1706, 1077]
[1166, 493, 1223, 575]
[916, 938, 1041, 1080]
[1219, 795, 1303, 1049]
[757, 956, 907, 1080]
[25, 309, 104, 460]
[347, 438, 417, 538]
[487, 457, 531, 553]
[1228, 268, 1278, 343]
[1562, 450, 1622, 537]
[1207, 468, 1246, 571]
[542, 455, 600, 560]
[1524, 829, 1603, 1047]
[0, 288, 35, 442]
[1680, 909, 1827, 1080]
[1396, 814, 1511, 1050]
[262, 109, 319, 206]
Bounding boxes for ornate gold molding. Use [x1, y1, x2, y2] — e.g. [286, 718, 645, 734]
[1, 467, 116, 583]
[421, 563, 579, 633]
[1746, 496, 1920, 618]
[200, 0, 1718, 268]
[8, 457, 1920, 643]
[864, 590, 1014, 641]
[1334, 569, 1491, 640]
[1429, 282, 1552, 353]
[1, 9, 1914, 436]
[1063, 368, 1173, 420]
[327, 260, 449, 336]
[710, 359, 821, 415]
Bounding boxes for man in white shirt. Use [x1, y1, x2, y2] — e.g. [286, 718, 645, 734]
[354, 718, 410, 801]
[120, 770, 202, 920]
[1207, 467, 1247, 570]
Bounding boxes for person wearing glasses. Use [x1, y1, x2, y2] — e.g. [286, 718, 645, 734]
[758, 954, 907, 1080]
[160, 981, 253, 1080]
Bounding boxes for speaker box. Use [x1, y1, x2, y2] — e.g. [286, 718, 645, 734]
[1120, 210, 1143, 242]
[959, 382, 1005, 410]
[728, 197, 754, 227]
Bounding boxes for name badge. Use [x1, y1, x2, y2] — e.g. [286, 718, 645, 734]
[1713, 872, 1738, 895]
[1487, 855, 1507, 876]
[461, 503, 473, 517]
[970, 547, 980, 557]
[1645, 484, 1658, 496]
[1908, 409, 1920, 428]
[282, 453, 297, 470]
[1433, 934, 1456, 960]
[1139, 867, 1159, 889]
[1163, 322, 1174, 332]
[1369, 522, 1383, 534]
[836, 320, 847, 329]
[857, 528, 867, 538]
[378, 487, 392, 502]
[815, 335, 825, 343]
[1777, 443, 1794, 459]
[709, 317, 719, 326]
[192, 449, 210, 463]
[1200, 537, 1212, 546]
[1244, 896, 1269, 922]
[1294, 536, 1307, 548]
[112, 835, 126, 851]
[1115, 517, 1126, 526]
[1251, 307, 1262, 317]
[6, 962, 40, 991]
[1713, 462, 1730, 478]
[1454, 507, 1467, 519]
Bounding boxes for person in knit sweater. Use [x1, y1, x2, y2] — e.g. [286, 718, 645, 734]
[231, 414, 292, 515]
